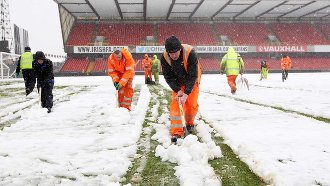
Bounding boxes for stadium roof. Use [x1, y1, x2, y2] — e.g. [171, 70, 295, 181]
[54, 0, 330, 22]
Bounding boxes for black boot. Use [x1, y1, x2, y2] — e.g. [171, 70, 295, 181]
[171, 134, 182, 143]
[186, 124, 195, 134]
[47, 107, 51, 113]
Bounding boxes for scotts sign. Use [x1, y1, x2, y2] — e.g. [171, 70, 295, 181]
[257, 45, 307, 52]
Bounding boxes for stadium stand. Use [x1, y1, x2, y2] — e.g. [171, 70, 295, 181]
[60, 58, 89, 72]
[93, 59, 107, 72]
[98, 23, 153, 46]
[157, 23, 217, 45]
[215, 23, 272, 45]
[67, 23, 95, 46]
[270, 23, 329, 45]
[54, 0, 330, 76]
[317, 24, 330, 40]
[62, 22, 330, 74]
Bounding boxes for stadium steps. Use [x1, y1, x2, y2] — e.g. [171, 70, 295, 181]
[86, 61, 95, 74]
[267, 24, 282, 45]
[152, 24, 159, 45]
[314, 24, 330, 43]
[92, 58, 107, 73]
[211, 23, 222, 45]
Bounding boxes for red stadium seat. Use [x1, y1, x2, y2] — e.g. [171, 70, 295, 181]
[215, 23, 272, 45]
[67, 23, 94, 46]
[98, 23, 153, 45]
[60, 58, 89, 72]
[270, 23, 329, 45]
[157, 23, 217, 45]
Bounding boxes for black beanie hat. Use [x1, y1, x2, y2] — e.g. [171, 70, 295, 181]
[165, 35, 181, 53]
[35, 51, 45, 60]
[24, 46, 31, 51]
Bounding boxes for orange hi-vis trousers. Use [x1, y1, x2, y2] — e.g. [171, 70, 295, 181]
[144, 70, 152, 80]
[170, 83, 199, 137]
[118, 78, 134, 111]
[227, 75, 238, 93]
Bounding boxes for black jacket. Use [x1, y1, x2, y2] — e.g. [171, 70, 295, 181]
[260, 63, 268, 69]
[33, 58, 54, 82]
[161, 49, 198, 95]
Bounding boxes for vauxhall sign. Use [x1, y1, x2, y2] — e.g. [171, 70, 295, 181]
[257, 45, 307, 52]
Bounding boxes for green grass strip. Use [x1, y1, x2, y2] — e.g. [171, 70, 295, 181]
[140, 85, 179, 186]
[210, 136, 267, 186]
[141, 140, 179, 186]
[122, 84, 178, 185]
[197, 116, 267, 186]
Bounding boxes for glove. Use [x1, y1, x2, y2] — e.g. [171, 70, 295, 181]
[16, 72, 19, 77]
[115, 83, 122, 90]
[176, 90, 188, 105]
[178, 93, 188, 105]
[176, 90, 184, 101]
[47, 79, 54, 87]
[113, 82, 118, 87]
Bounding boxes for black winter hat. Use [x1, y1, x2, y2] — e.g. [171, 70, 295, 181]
[35, 51, 45, 60]
[24, 46, 31, 51]
[165, 35, 181, 53]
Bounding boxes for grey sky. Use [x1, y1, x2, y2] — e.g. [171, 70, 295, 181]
[9, 0, 65, 55]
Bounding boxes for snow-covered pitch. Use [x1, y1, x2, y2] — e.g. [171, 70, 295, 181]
[0, 73, 329, 185]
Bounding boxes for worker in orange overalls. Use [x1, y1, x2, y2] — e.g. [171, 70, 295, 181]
[161, 36, 202, 143]
[142, 53, 153, 84]
[107, 48, 135, 111]
[281, 54, 292, 82]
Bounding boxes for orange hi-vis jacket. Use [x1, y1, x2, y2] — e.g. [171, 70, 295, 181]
[107, 48, 135, 86]
[142, 57, 153, 71]
[281, 56, 292, 70]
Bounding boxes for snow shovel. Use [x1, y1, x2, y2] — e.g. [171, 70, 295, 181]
[170, 103, 188, 145]
[179, 103, 189, 137]
[238, 74, 249, 91]
[38, 87, 41, 106]
[115, 90, 119, 108]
